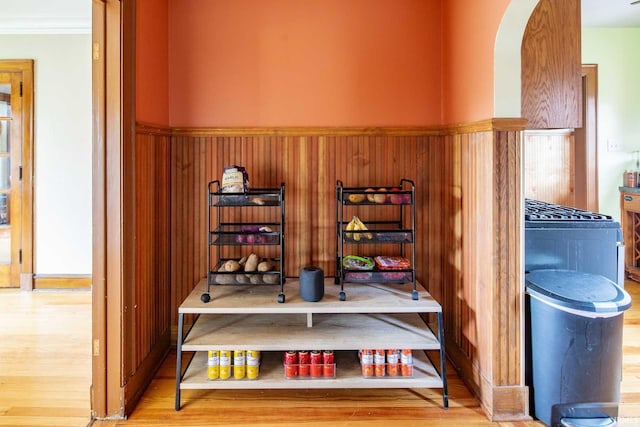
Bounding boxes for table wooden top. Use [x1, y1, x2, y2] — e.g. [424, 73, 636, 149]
[180, 278, 441, 314]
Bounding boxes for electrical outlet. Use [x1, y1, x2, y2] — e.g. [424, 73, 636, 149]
[607, 139, 622, 152]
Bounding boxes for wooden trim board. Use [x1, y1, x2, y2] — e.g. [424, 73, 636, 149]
[33, 275, 92, 289]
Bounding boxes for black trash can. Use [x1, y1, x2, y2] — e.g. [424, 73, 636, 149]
[525, 269, 632, 426]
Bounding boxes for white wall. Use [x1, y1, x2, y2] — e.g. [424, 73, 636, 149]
[582, 28, 640, 221]
[0, 34, 92, 275]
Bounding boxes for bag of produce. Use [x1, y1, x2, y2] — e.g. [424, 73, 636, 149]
[221, 165, 250, 193]
[342, 255, 374, 270]
[374, 256, 410, 270]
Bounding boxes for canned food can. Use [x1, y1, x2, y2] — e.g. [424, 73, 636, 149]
[322, 351, 335, 377]
[247, 364, 259, 379]
[361, 349, 374, 377]
[401, 349, 413, 377]
[298, 351, 310, 377]
[374, 350, 386, 377]
[284, 351, 298, 378]
[310, 350, 322, 377]
[386, 349, 399, 376]
[219, 350, 231, 380]
[234, 350, 246, 379]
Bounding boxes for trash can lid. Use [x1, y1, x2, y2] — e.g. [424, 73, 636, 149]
[525, 269, 632, 314]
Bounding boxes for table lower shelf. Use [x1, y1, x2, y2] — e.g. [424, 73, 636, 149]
[182, 312, 440, 351]
[180, 350, 443, 390]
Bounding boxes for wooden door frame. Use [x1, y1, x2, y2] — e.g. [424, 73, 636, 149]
[0, 60, 34, 289]
[92, 0, 136, 419]
[574, 64, 598, 212]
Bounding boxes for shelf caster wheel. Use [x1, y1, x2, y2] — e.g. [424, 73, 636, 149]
[277, 293, 285, 303]
[411, 290, 419, 301]
[200, 293, 211, 303]
[339, 291, 346, 301]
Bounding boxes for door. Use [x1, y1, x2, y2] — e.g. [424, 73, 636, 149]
[0, 61, 33, 288]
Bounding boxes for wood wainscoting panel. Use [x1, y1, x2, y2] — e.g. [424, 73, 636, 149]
[167, 123, 528, 421]
[169, 129, 435, 327]
[133, 129, 172, 366]
[437, 121, 529, 421]
[523, 129, 575, 206]
[122, 125, 173, 415]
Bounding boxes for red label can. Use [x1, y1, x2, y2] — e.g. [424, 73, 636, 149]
[298, 351, 310, 377]
[310, 350, 322, 377]
[322, 351, 335, 377]
[284, 351, 298, 378]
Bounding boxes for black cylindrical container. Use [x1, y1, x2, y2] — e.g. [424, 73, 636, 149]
[299, 267, 324, 302]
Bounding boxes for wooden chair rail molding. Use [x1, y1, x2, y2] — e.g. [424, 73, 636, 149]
[137, 118, 528, 137]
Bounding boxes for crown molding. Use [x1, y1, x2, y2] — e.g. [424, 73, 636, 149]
[0, 18, 90, 35]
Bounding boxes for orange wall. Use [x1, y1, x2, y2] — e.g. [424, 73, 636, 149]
[168, 0, 442, 127]
[139, 0, 517, 127]
[136, 0, 170, 125]
[441, 0, 510, 124]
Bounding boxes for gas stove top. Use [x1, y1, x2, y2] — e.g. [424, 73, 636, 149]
[525, 199, 613, 222]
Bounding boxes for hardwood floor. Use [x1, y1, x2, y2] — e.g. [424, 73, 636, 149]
[621, 280, 640, 424]
[0, 289, 92, 427]
[0, 281, 638, 426]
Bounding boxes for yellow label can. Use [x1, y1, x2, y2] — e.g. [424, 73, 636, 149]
[233, 350, 246, 379]
[219, 350, 231, 380]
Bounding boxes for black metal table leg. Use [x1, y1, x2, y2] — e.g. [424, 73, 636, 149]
[437, 311, 449, 408]
[175, 312, 184, 410]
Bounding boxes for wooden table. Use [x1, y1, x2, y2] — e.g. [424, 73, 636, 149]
[175, 278, 448, 410]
